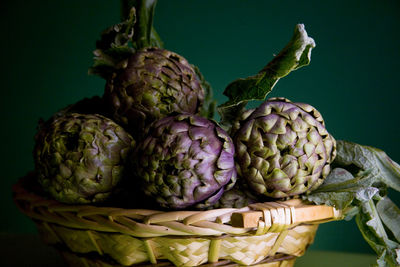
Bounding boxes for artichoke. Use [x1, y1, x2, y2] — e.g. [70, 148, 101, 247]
[211, 186, 258, 209]
[104, 47, 205, 136]
[234, 97, 336, 198]
[34, 113, 135, 204]
[133, 114, 237, 209]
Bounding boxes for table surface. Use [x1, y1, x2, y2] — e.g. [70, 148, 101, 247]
[0, 233, 376, 267]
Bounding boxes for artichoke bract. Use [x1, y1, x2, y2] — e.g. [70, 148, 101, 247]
[104, 47, 205, 136]
[234, 97, 336, 198]
[211, 186, 258, 209]
[134, 114, 237, 209]
[34, 113, 135, 204]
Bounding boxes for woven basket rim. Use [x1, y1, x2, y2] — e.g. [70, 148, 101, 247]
[13, 173, 342, 238]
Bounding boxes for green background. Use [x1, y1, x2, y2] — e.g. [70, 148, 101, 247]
[2, 0, 399, 255]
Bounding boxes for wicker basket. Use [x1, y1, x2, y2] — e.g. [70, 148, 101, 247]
[13, 174, 341, 267]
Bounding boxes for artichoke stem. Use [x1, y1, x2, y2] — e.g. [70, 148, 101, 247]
[121, 0, 158, 49]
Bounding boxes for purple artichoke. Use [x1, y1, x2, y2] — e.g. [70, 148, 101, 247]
[234, 97, 336, 198]
[104, 47, 204, 137]
[133, 114, 237, 209]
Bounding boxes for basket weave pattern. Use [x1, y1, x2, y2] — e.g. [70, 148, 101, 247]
[13, 176, 339, 267]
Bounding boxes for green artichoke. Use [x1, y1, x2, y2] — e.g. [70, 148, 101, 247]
[234, 97, 336, 198]
[104, 47, 205, 136]
[34, 113, 135, 204]
[133, 114, 237, 209]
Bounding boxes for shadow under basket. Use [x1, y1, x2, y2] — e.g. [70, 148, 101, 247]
[13, 175, 342, 267]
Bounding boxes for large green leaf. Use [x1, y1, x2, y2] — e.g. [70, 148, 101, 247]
[217, 24, 315, 129]
[312, 168, 375, 193]
[376, 197, 400, 243]
[356, 199, 400, 267]
[304, 167, 377, 211]
[335, 140, 400, 192]
[304, 191, 354, 211]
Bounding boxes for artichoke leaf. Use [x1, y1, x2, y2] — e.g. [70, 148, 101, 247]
[335, 140, 400, 192]
[376, 197, 400, 243]
[303, 167, 376, 211]
[88, 7, 137, 79]
[304, 140, 400, 266]
[218, 24, 316, 126]
[90, 0, 164, 79]
[312, 168, 375, 193]
[304, 191, 354, 211]
[356, 199, 400, 267]
[304, 140, 400, 207]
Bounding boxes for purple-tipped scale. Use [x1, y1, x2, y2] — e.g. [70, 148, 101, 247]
[133, 114, 237, 209]
[233, 97, 336, 198]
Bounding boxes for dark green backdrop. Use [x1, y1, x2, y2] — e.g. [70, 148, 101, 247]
[2, 0, 399, 255]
